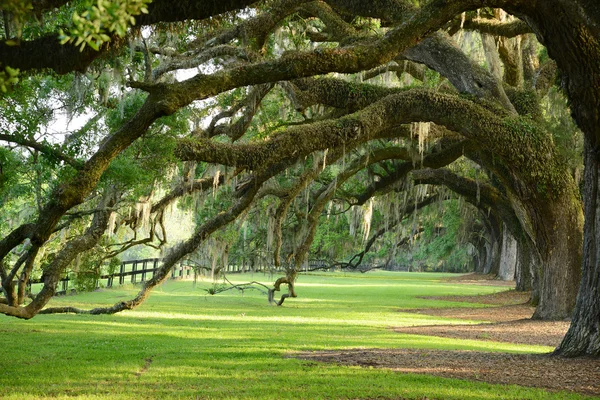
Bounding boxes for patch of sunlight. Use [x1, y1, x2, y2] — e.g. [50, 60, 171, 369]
[105, 310, 483, 329]
[393, 333, 554, 354]
[393, 313, 486, 326]
[3, 396, 133, 400]
[294, 282, 470, 288]
[290, 297, 362, 303]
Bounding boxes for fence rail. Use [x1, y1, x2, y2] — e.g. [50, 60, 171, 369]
[27, 258, 390, 296]
[27, 258, 195, 296]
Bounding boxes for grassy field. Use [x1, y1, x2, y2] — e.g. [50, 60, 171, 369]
[0, 271, 591, 399]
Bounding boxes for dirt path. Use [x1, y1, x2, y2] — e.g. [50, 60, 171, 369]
[293, 278, 600, 396]
[440, 272, 517, 286]
[296, 348, 600, 396]
[394, 317, 568, 347]
[399, 289, 569, 347]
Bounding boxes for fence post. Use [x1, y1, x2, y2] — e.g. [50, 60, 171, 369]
[153, 258, 159, 280]
[132, 261, 137, 283]
[119, 263, 125, 285]
[141, 260, 147, 282]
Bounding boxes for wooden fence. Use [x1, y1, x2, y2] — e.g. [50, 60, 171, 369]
[28, 258, 195, 296]
[29, 258, 376, 296]
[41, 259, 286, 295]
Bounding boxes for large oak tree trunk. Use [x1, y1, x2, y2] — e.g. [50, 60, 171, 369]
[515, 238, 536, 294]
[497, 229, 517, 281]
[520, 0, 600, 351]
[484, 239, 501, 275]
[529, 193, 583, 320]
[482, 214, 502, 275]
[556, 140, 600, 355]
[474, 244, 486, 274]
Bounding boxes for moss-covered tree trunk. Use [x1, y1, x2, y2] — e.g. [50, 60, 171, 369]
[515, 238, 535, 294]
[485, 234, 501, 276]
[483, 239, 501, 275]
[475, 216, 501, 275]
[497, 229, 517, 281]
[467, 148, 581, 318]
[556, 141, 600, 354]
[518, 0, 600, 349]
[522, 191, 583, 320]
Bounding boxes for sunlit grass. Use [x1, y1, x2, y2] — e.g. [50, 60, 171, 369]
[0, 271, 590, 399]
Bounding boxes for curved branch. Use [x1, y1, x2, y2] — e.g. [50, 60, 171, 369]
[461, 17, 532, 38]
[3, 0, 261, 74]
[151, 174, 226, 215]
[1, 190, 117, 319]
[337, 196, 437, 270]
[152, 45, 253, 81]
[0, 135, 83, 169]
[412, 168, 522, 237]
[353, 137, 472, 205]
[268, 276, 296, 306]
[301, 1, 363, 44]
[208, 84, 274, 141]
[403, 32, 516, 113]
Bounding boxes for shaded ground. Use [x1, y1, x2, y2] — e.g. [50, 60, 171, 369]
[293, 277, 600, 396]
[440, 273, 516, 286]
[421, 286, 529, 305]
[402, 289, 569, 347]
[296, 348, 600, 396]
[394, 316, 568, 347]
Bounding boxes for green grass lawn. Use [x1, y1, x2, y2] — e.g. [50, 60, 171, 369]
[0, 271, 592, 399]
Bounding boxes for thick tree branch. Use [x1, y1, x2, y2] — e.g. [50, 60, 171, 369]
[2, 0, 260, 74]
[208, 84, 274, 141]
[1, 190, 117, 318]
[151, 45, 254, 81]
[353, 137, 473, 205]
[403, 32, 516, 113]
[0, 134, 84, 169]
[142, 0, 514, 112]
[412, 168, 522, 237]
[461, 17, 532, 38]
[335, 196, 437, 270]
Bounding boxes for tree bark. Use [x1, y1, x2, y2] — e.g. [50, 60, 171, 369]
[497, 229, 517, 281]
[514, 237, 535, 293]
[520, 0, 600, 354]
[528, 191, 583, 320]
[555, 139, 600, 355]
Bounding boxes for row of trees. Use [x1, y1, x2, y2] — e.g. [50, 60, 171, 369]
[0, 0, 598, 357]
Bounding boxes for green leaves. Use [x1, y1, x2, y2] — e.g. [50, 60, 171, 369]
[58, 0, 152, 52]
[0, 66, 20, 93]
[0, 0, 33, 40]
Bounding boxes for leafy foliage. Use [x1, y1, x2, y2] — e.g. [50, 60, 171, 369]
[59, 0, 152, 51]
